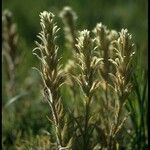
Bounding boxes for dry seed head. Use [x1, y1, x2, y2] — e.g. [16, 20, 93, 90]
[34, 11, 65, 101]
[40, 11, 55, 28]
[94, 23, 119, 46]
[110, 29, 135, 100]
[2, 9, 18, 60]
[34, 11, 71, 149]
[60, 6, 78, 53]
[76, 30, 93, 56]
[108, 30, 119, 41]
[93, 23, 117, 82]
[94, 23, 108, 34]
[78, 30, 90, 43]
[74, 29, 101, 99]
[59, 6, 77, 22]
[112, 29, 135, 75]
[75, 30, 93, 76]
[2, 10, 13, 28]
[2, 9, 18, 96]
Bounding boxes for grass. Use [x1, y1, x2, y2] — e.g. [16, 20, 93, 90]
[2, 2, 148, 150]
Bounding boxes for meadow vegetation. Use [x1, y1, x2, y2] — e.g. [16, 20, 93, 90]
[2, 1, 148, 149]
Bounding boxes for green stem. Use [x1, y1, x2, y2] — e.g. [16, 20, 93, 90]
[83, 97, 90, 150]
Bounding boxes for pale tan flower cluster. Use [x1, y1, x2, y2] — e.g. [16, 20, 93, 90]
[33, 11, 72, 149]
[34, 9, 135, 149]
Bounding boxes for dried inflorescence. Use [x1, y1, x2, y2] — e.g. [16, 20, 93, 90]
[94, 23, 118, 82]
[2, 10, 18, 63]
[2, 9, 18, 97]
[33, 11, 72, 149]
[73, 30, 103, 149]
[60, 6, 78, 53]
[109, 29, 135, 138]
[75, 30, 102, 100]
[93, 24, 135, 149]
[34, 8, 135, 150]
[33, 11, 65, 100]
[60, 7, 81, 113]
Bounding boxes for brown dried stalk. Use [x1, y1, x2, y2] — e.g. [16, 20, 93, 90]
[33, 11, 72, 149]
[2, 9, 18, 97]
[93, 23, 119, 148]
[110, 29, 135, 137]
[33, 9, 136, 150]
[74, 30, 102, 149]
[94, 24, 135, 149]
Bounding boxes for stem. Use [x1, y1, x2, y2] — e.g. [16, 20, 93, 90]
[83, 97, 91, 150]
[50, 102, 62, 148]
[70, 24, 78, 53]
[113, 102, 123, 135]
[105, 82, 113, 150]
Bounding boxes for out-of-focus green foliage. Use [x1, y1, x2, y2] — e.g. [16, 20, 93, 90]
[2, 0, 148, 64]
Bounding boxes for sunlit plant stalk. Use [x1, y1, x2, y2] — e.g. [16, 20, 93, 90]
[33, 11, 68, 149]
[94, 24, 135, 149]
[109, 29, 135, 148]
[74, 30, 102, 149]
[33, 8, 139, 150]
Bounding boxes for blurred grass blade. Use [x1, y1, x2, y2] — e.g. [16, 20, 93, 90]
[142, 71, 147, 104]
[4, 92, 28, 107]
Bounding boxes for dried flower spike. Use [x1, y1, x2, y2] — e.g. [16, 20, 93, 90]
[33, 11, 69, 149]
[2, 9, 18, 97]
[110, 29, 135, 101]
[60, 6, 78, 53]
[108, 29, 135, 146]
[74, 29, 102, 149]
[94, 23, 118, 82]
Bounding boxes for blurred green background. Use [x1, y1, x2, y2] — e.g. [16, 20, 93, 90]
[2, 0, 148, 149]
[2, 0, 148, 64]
